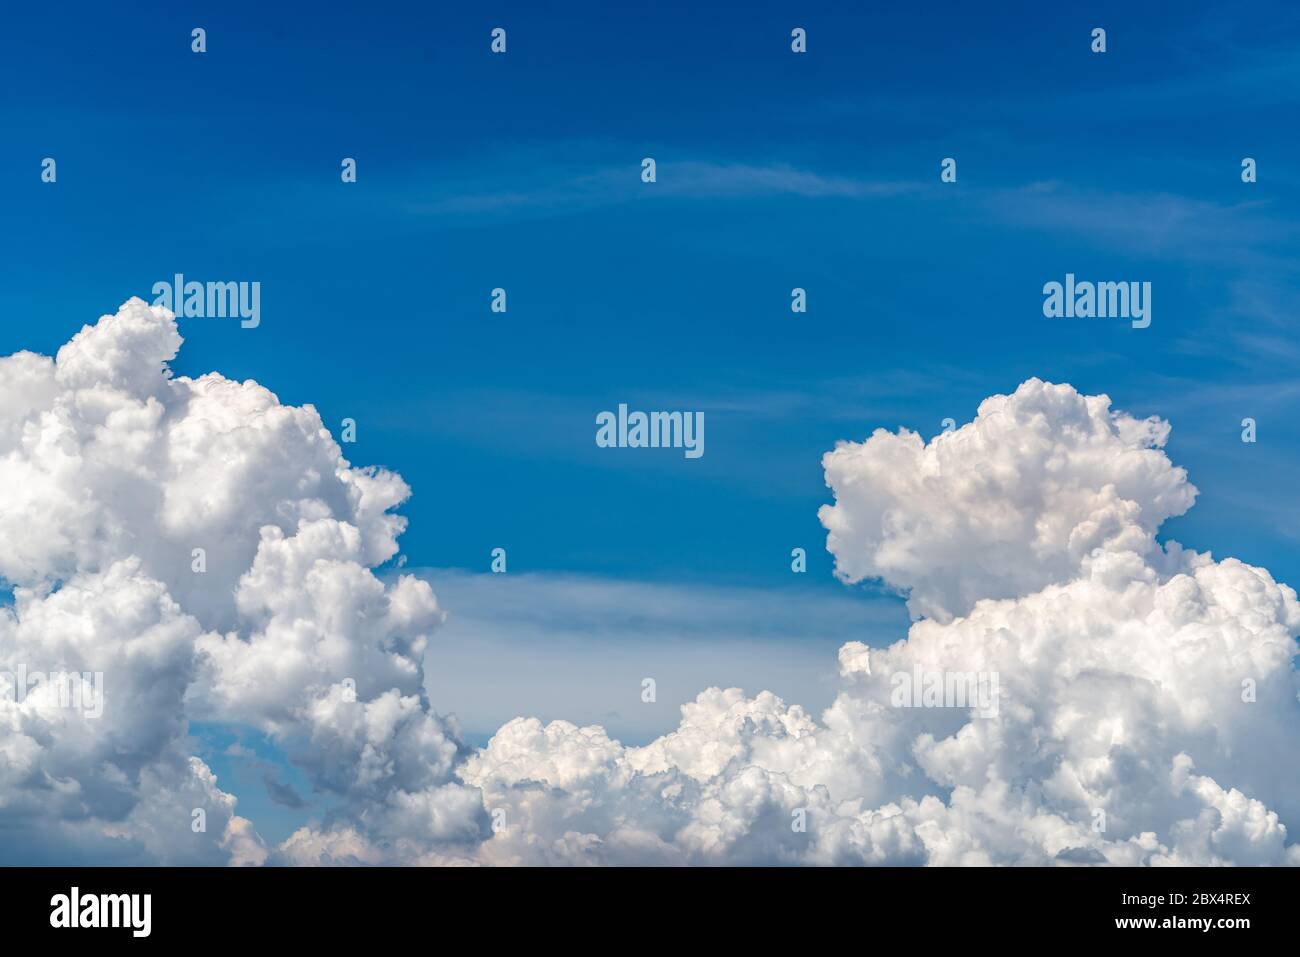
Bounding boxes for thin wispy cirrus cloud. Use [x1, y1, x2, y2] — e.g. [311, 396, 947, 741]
[389, 151, 1299, 376]
[982, 182, 1295, 265]
[402, 157, 921, 218]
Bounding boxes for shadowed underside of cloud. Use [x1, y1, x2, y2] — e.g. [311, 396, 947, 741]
[0, 299, 1295, 866]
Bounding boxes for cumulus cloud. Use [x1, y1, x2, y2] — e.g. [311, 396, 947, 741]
[0, 299, 483, 864]
[819, 379, 1198, 622]
[459, 380, 1299, 867]
[0, 558, 262, 864]
[0, 301, 1294, 867]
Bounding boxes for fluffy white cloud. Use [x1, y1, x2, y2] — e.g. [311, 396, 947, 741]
[819, 378, 1197, 622]
[0, 299, 483, 863]
[0, 301, 1294, 867]
[461, 382, 1300, 867]
[0, 559, 258, 863]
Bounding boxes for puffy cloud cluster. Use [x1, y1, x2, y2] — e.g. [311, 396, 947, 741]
[0, 299, 483, 863]
[460, 380, 1300, 866]
[0, 301, 1295, 866]
[819, 379, 1198, 622]
[0, 561, 262, 864]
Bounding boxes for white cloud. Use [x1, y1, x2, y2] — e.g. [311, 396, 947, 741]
[0, 559, 257, 864]
[0, 299, 483, 863]
[459, 381, 1299, 866]
[461, 550, 1299, 865]
[0, 300, 1294, 866]
[819, 378, 1198, 621]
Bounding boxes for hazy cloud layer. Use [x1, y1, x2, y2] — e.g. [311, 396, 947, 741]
[416, 569, 905, 744]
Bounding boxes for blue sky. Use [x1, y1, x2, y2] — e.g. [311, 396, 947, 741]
[0, 0, 1296, 845]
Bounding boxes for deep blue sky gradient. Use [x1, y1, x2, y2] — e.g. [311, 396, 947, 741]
[2, 0, 1294, 587]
